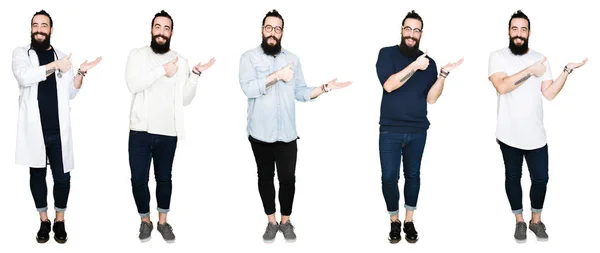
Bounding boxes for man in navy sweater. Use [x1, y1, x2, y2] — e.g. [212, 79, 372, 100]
[375, 10, 463, 244]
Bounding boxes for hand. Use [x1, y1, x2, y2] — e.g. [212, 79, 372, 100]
[566, 58, 588, 71]
[163, 56, 179, 77]
[56, 53, 72, 73]
[193, 57, 216, 73]
[441, 57, 464, 73]
[79, 56, 102, 73]
[278, 61, 295, 82]
[325, 78, 352, 91]
[412, 50, 430, 71]
[529, 57, 547, 77]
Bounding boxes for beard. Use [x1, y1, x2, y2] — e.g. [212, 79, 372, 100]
[509, 36, 529, 55]
[150, 34, 171, 54]
[31, 32, 51, 51]
[261, 35, 282, 56]
[398, 36, 420, 58]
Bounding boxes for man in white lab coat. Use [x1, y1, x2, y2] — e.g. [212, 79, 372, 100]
[12, 10, 101, 244]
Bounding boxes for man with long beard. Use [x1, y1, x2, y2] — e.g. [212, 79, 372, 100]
[238, 9, 352, 243]
[12, 9, 101, 244]
[375, 10, 463, 244]
[125, 10, 215, 243]
[488, 10, 587, 243]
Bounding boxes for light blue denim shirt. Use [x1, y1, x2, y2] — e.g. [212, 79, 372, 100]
[239, 46, 315, 143]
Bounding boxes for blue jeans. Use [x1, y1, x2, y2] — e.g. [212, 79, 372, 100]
[128, 131, 178, 218]
[29, 132, 70, 212]
[497, 139, 549, 214]
[379, 131, 427, 215]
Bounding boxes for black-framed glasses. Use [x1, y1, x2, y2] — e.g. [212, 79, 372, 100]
[402, 26, 422, 34]
[263, 25, 282, 34]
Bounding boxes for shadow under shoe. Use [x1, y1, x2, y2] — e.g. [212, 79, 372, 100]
[36, 220, 51, 243]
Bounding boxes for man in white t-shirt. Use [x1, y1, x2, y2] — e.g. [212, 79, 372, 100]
[488, 10, 587, 243]
[125, 10, 215, 243]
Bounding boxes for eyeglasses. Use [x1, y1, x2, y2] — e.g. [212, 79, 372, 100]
[263, 25, 283, 34]
[402, 26, 422, 34]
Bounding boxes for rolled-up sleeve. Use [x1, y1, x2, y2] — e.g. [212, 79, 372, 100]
[239, 53, 267, 98]
[293, 59, 313, 102]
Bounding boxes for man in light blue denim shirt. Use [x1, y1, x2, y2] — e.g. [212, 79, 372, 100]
[239, 9, 351, 243]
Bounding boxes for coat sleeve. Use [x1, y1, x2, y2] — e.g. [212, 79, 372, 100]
[12, 47, 47, 87]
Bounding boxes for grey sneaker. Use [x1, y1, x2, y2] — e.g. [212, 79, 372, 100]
[529, 220, 548, 241]
[514, 221, 527, 243]
[279, 221, 296, 242]
[139, 221, 153, 242]
[262, 222, 279, 243]
[157, 222, 176, 243]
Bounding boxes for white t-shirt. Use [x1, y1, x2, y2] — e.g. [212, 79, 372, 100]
[488, 47, 553, 150]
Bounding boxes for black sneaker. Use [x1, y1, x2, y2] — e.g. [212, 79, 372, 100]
[53, 220, 68, 243]
[403, 221, 419, 243]
[36, 220, 51, 243]
[388, 220, 402, 243]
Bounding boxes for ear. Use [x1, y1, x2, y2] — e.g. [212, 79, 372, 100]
[50, 27, 54, 35]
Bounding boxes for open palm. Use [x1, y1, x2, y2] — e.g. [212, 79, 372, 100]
[79, 57, 102, 72]
[194, 57, 216, 73]
[441, 58, 464, 72]
[326, 78, 352, 91]
[566, 58, 588, 70]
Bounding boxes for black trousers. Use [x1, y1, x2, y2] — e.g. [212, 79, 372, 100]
[249, 136, 297, 216]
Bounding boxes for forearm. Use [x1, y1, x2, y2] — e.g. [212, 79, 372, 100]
[126, 65, 165, 93]
[426, 77, 446, 104]
[542, 71, 568, 101]
[383, 63, 417, 93]
[310, 86, 325, 99]
[74, 71, 83, 89]
[494, 67, 533, 94]
[45, 61, 58, 77]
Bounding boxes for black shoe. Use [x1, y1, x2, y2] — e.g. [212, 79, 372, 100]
[36, 220, 51, 243]
[53, 220, 68, 243]
[388, 220, 402, 243]
[403, 221, 419, 243]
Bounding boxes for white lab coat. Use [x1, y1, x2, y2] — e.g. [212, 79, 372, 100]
[12, 44, 79, 173]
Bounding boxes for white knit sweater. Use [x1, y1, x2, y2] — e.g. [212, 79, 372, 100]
[125, 46, 198, 139]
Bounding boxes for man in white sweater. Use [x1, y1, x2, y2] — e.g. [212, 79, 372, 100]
[125, 10, 215, 243]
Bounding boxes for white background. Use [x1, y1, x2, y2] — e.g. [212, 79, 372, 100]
[0, 0, 598, 252]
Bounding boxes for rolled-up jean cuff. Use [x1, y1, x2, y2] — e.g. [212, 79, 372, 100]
[54, 207, 67, 212]
[512, 208, 523, 214]
[531, 208, 543, 213]
[404, 204, 417, 211]
[139, 212, 150, 218]
[36, 207, 48, 212]
[388, 210, 399, 216]
[157, 208, 170, 213]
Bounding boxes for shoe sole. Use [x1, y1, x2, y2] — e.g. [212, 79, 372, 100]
[406, 238, 418, 244]
[529, 229, 548, 242]
[263, 238, 275, 244]
[389, 238, 401, 244]
[515, 238, 527, 244]
[285, 238, 296, 243]
[36, 237, 49, 243]
[164, 238, 175, 243]
[140, 236, 151, 243]
[54, 236, 67, 244]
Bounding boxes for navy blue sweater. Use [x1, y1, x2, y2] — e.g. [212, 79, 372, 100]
[376, 45, 437, 133]
[36, 47, 60, 135]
